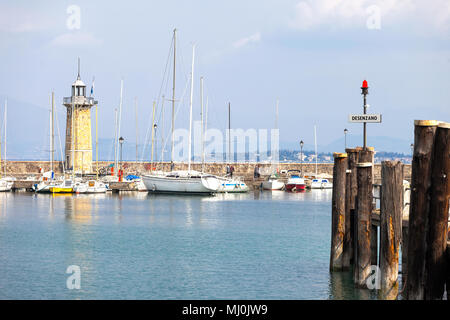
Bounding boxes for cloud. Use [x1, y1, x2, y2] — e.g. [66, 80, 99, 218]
[233, 32, 261, 49]
[289, 0, 450, 33]
[50, 32, 103, 47]
[0, 6, 54, 33]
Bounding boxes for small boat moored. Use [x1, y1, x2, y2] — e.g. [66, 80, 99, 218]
[285, 170, 306, 192]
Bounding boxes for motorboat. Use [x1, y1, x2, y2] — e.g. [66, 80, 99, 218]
[74, 180, 108, 194]
[0, 178, 13, 192]
[310, 178, 333, 189]
[262, 174, 285, 190]
[217, 176, 249, 193]
[285, 170, 306, 192]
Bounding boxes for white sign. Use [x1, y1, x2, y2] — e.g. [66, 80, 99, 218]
[348, 114, 382, 123]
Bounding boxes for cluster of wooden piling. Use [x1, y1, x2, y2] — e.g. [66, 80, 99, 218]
[330, 120, 450, 300]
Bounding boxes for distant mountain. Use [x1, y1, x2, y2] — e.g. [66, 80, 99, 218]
[281, 134, 413, 155]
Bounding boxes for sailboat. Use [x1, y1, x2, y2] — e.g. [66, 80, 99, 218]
[142, 31, 220, 194]
[0, 99, 13, 192]
[262, 99, 284, 191]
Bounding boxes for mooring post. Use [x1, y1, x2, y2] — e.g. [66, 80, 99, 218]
[330, 152, 348, 271]
[344, 148, 360, 269]
[354, 148, 374, 288]
[406, 120, 439, 300]
[379, 160, 404, 299]
[424, 122, 450, 300]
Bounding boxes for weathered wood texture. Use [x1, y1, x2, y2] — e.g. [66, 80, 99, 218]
[330, 153, 348, 271]
[379, 161, 404, 298]
[406, 120, 438, 300]
[425, 123, 450, 300]
[343, 148, 360, 268]
[354, 148, 374, 288]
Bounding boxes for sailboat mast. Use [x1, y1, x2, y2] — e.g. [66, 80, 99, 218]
[150, 101, 156, 170]
[275, 99, 279, 167]
[161, 95, 165, 162]
[187, 44, 195, 173]
[200, 76, 204, 172]
[96, 103, 99, 180]
[135, 97, 138, 162]
[4, 98, 6, 176]
[228, 102, 231, 163]
[171, 28, 177, 165]
[314, 125, 318, 175]
[51, 92, 55, 176]
[113, 108, 118, 173]
[115, 79, 123, 176]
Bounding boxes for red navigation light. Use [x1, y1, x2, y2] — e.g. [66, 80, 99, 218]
[362, 80, 368, 88]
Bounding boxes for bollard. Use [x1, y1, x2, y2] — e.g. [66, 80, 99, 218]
[406, 120, 439, 300]
[424, 122, 450, 300]
[379, 160, 404, 299]
[330, 152, 348, 271]
[343, 148, 360, 269]
[354, 158, 373, 288]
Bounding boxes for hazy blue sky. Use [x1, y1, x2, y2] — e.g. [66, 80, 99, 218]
[0, 0, 449, 158]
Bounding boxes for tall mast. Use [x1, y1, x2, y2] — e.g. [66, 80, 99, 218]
[96, 103, 99, 180]
[135, 97, 138, 162]
[150, 101, 156, 170]
[171, 28, 177, 165]
[275, 99, 279, 167]
[228, 102, 231, 163]
[314, 125, 318, 175]
[115, 79, 123, 176]
[161, 94, 165, 162]
[113, 108, 118, 172]
[51, 92, 54, 176]
[187, 44, 195, 173]
[4, 98, 6, 176]
[200, 76, 204, 172]
[205, 97, 208, 163]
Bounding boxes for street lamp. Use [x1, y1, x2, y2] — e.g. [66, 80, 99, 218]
[344, 128, 348, 149]
[300, 140, 304, 176]
[119, 136, 124, 170]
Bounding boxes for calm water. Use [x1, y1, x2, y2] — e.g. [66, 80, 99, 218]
[0, 190, 376, 299]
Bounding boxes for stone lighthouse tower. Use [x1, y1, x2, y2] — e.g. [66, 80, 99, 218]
[63, 59, 97, 174]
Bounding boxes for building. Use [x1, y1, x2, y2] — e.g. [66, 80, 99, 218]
[63, 60, 97, 173]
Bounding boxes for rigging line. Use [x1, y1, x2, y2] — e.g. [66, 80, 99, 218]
[140, 35, 174, 161]
[142, 76, 190, 162]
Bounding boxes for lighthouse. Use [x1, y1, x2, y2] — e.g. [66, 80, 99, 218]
[63, 59, 97, 174]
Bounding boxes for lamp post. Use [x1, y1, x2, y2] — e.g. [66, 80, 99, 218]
[300, 140, 304, 176]
[344, 128, 348, 149]
[119, 136, 124, 170]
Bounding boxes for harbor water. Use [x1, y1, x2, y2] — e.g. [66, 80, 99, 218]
[0, 190, 376, 299]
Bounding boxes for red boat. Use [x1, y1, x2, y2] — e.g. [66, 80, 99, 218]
[285, 171, 306, 192]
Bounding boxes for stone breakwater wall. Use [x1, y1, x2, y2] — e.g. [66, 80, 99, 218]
[4, 161, 411, 182]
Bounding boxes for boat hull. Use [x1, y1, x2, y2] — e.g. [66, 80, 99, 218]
[142, 174, 220, 194]
[285, 183, 306, 192]
[262, 180, 284, 190]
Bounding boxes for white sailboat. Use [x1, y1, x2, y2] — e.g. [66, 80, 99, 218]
[142, 31, 220, 194]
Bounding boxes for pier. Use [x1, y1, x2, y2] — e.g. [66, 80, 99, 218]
[329, 120, 450, 300]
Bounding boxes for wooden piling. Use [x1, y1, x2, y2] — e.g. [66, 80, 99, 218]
[406, 120, 439, 300]
[354, 155, 374, 288]
[343, 148, 360, 269]
[379, 160, 404, 298]
[330, 152, 348, 271]
[424, 122, 450, 300]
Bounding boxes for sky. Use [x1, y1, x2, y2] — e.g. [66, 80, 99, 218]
[0, 0, 449, 159]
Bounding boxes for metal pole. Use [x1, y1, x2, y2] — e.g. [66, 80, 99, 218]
[171, 28, 176, 163]
[228, 102, 231, 163]
[363, 94, 367, 149]
[301, 145, 303, 176]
